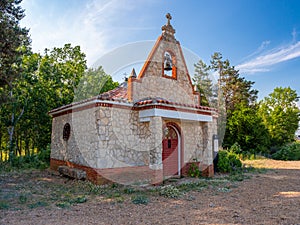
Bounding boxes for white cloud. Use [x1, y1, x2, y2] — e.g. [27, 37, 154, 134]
[237, 41, 300, 74]
[20, 0, 158, 66]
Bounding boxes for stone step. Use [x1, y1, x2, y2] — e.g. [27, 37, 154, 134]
[58, 166, 86, 180]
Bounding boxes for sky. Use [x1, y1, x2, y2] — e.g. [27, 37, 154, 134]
[20, 0, 300, 100]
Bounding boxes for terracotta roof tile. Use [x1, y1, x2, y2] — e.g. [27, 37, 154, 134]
[97, 82, 128, 102]
[133, 97, 217, 112]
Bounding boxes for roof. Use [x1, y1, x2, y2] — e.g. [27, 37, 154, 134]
[48, 82, 130, 116]
[97, 82, 128, 102]
[133, 97, 217, 112]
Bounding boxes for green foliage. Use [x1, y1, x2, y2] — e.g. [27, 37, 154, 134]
[0, 145, 50, 171]
[74, 66, 119, 101]
[123, 187, 136, 194]
[0, 0, 30, 98]
[55, 201, 71, 209]
[0, 44, 87, 162]
[272, 142, 300, 161]
[193, 60, 215, 107]
[224, 104, 271, 154]
[28, 201, 48, 209]
[188, 160, 201, 178]
[18, 194, 27, 204]
[217, 149, 242, 173]
[70, 195, 87, 204]
[159, 185, 182, 198]
[0, 201, 10, 210]
[37, 145, 51, 163]
[131, 195, 149, 205]
[195, 52, 259, 145]
[177, 181, 208, 192]
[210, 52, 258, 113]
[55, 195, 87, 208]
[259, 87, 300, 147]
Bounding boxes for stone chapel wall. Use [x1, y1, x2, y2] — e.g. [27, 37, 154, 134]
[50, 105, 164, 170]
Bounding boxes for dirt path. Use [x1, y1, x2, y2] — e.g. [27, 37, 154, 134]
[1, 160, 300, 225]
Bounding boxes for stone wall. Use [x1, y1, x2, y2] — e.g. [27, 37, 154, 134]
[51, 105, 164, 171]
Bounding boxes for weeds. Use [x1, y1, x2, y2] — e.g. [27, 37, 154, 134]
[159, 185, 182, 198]
[28, 201, 48, 209]
[131, 195, 149, 205]
[0, 160, 270, 211]
[0, 201, 9, 210]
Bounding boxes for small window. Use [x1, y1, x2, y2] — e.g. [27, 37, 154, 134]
[168, 139, 172, 148]
[63, 123, 71, 141]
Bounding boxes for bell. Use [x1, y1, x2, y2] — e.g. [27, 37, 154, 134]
[164, 53, 173, 71]
[164, 60, 172, 71]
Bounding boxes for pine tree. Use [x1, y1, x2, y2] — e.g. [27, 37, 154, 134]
[0, 0, 30, 101]
[193, 60, 215, 107]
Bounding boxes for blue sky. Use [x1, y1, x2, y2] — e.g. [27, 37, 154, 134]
[20, 0, 300, 100]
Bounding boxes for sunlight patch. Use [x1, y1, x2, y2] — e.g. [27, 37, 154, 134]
[277, 191, 300, 198]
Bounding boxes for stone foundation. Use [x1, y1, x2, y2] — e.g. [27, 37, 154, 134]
[51, 158, 214, 185]
[51, 158, 160, 185]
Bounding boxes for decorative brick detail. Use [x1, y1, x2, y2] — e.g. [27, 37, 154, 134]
[201, 164, 214, 177]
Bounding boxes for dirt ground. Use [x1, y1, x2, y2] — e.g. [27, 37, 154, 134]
[1, 159, 300, 225]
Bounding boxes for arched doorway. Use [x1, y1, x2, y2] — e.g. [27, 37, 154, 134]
[162, 124, 181, 177]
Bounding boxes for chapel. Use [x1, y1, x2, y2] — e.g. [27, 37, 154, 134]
[49, 13, 218, 184]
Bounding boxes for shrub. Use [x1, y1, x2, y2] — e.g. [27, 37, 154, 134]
[1, 145, 51, 171]
[272, 142, 300, 161]
[217, 150, 242, 173]
[188, 160, 201, 178]
[131, 195, 149, 205]
[159, 185, 182, 198]
[229, 142, 242, 154]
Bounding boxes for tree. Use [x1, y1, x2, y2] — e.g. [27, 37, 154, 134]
[0, 44, 88, 160]
[0, 0, 30, 101]
[259, 87, 300, 146]
[206, 52, 259, 147]
[74, 66, 119, 101]
[210, 52, 258, 113]
[193, 60, 215, 107]
[223, 103, 270, 154]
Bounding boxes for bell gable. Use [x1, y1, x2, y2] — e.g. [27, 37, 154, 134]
[128, 14, 199, 105]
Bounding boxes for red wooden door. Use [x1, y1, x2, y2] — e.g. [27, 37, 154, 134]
[162, 126, 179, 177]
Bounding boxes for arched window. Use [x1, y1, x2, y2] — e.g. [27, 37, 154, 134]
[162, 50, 177, 79]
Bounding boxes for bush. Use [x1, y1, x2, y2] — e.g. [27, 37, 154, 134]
[272, 142, 300, 160]
[217, 149, 242, 173]
[159, 185, 182, 198]
[131, 195, 149, 205]
[0, 145, 51, 171]
[188, 160, 201, 177]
